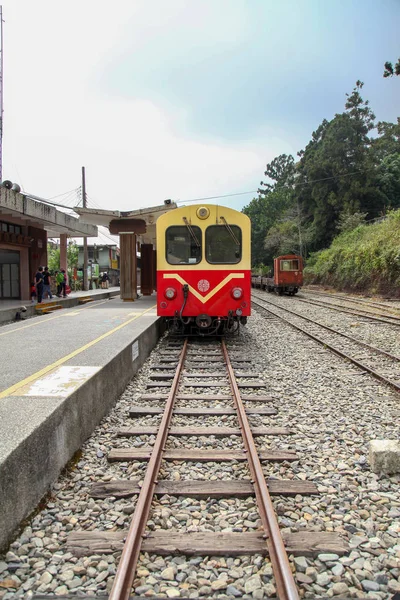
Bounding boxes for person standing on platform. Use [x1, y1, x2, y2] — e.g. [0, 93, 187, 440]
[101, 272, 110, 289]
[61, 269, 67, 297]
[30, 282, 37, 303]
[35, 266, 44, 304]
[55, 270, 63, 297]
[42, 266, 53, 300]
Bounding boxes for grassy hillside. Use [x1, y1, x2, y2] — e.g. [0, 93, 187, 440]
[304, 210, 400, 296]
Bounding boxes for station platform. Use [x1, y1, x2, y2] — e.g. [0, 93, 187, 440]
[0, 293, 164, 552]
[0, 286, 121, 325]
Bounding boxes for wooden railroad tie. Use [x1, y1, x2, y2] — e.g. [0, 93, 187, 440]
[136, 394, 275, 403]
[146, 381, 267, 389]
[149, 372, 262, 380]
[129, 406, 278, 416]
[90, 478, 318, 499]
[117, 426, 291, 437]
[67, 530, 348, 558]
[108, 448, 298, 462]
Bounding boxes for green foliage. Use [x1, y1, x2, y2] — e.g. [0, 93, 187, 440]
[47, 241, 79, 282]
[243, 185, 292, 265]
[337, 211, 367, 233]
[243, 80, 400, 270]
[47, 245, 60, 272]
[383, 59, 400, 77]
[304, 210, 400, 295]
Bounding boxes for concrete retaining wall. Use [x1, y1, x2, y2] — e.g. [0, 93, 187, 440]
[0, 318, 164, 552]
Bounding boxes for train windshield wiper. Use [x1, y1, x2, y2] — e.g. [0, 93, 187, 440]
[220, 216, 240, 245]
[182, 217, 201, 247]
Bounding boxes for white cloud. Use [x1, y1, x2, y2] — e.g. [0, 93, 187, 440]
[2, 0, 293, 211]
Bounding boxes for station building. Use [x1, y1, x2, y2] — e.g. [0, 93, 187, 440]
[72, 226, 121, 287]
[0, 186, 97, 302]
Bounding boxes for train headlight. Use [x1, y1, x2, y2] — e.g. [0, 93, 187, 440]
[231, 287, 243, 299]
[164, 287, 177, 300]
[196, 206, 210, 219]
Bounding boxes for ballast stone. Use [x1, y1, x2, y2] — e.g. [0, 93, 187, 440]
[369, 439, 400, 474]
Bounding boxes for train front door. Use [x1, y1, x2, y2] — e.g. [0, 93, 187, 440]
[0, 249, 20, 299]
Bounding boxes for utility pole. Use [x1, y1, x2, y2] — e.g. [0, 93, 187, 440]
[82, 166, 89, 291]
[0, 6, 4, 183]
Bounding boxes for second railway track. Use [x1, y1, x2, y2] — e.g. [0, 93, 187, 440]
[252, 293, 400, 394]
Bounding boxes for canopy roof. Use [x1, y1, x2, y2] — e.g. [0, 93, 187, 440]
[74, 202, 177, 245]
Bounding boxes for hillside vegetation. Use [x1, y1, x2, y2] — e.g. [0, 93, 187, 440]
[243, 81, 400, 279]
[304, 210, 400, 296]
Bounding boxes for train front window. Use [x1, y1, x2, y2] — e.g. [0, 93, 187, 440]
[206, 225, 242, 264]
[280, 259, 300, 271]
[166, 226, 202, 265]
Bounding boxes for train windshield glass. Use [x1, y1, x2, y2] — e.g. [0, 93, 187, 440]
[280, 259, 300, 271]
[206, 225, 242, 264]
[166, 226, 202, 264]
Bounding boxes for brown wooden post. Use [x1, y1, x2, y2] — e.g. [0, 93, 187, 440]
[140, 243, 154, 296]
[60, 233, 68, 280]
[109, 219, 146, 302]
[119, 233, 137, 301]
[153, 249, 157, 291]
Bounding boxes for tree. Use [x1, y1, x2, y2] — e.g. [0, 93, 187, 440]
[46, 241, 79, 282]
[259, 154, 295, 193]
[337, 210, 367, 233]
[294, 82, 380, 247]
[264, 203, 314, 257]
[243, 184, 293, 267]
[246, 80, 400, 267]
[383, 59, 400, 77]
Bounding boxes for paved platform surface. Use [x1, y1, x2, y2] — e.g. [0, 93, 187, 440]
[0, 292, 154, 394]
[0, 286, 121, 325]
[0, 293, 163, 551]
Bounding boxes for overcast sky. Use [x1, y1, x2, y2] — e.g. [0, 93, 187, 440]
[2, 0, 399, 213]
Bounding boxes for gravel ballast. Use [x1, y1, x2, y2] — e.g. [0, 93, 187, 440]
[0, 296, 399, 599]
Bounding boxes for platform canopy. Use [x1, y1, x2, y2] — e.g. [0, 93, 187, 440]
[74, 202, 177, 245]
[0, 189, 98, 238]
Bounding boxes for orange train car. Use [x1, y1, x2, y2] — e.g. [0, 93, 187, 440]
[252, 254, 303, 295]
[156, 204, 251, 335]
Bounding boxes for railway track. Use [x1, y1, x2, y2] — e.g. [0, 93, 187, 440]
[302, 288, 400, 315]
[252, 293, 400, 394]
[66, 337, 347, 599]
[292, 293, 400, 327]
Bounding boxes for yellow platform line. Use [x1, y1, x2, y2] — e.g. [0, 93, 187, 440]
[0, 299, 111, 337]
[0, 304, 156, 399]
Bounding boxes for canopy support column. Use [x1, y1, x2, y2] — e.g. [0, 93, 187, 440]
[140, 243, 154, 296]
[119, 233, 137, 301]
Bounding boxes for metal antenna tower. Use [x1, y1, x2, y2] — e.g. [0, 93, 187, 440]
[0, 6, 4, 183]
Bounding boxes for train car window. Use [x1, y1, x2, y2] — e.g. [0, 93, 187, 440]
[166, 226, 202, 264]
[206, 225, 242, 264]
[280, 259, 300, 271]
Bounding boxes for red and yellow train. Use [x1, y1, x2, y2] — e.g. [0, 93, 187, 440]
[156, 204, 251, 335]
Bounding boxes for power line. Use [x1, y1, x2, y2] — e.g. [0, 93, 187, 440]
[175, 189, 258, 204]
[175, 170, 366, 205]
[48, 187, 81, 200]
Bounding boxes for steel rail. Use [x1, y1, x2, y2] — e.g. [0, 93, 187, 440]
[294, 296, 400, 326]
[253, 292, 400, 363]
[109, 339, 188, 600]
[302, 289, 400, 314]
[252, 298, 400, 394]
[222, 340, 299, 600]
